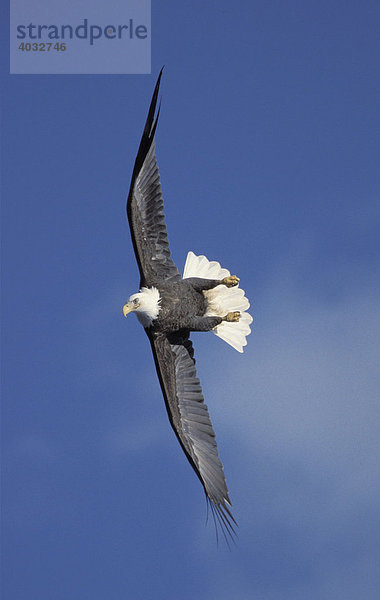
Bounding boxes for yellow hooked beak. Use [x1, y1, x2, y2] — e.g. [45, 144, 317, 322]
[123, 302, 133, 317]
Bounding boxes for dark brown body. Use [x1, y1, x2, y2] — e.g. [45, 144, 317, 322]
[149, 278, 223, 335]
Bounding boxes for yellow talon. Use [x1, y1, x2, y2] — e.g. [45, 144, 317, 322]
[223, 311, 240, 322]
[221, 275, 240, 288]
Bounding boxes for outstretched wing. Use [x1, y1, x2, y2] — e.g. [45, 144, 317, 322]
[127, 69, 181, 287]
[148, 330, 236, 541]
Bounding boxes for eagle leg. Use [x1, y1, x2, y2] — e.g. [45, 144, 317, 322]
[185, 276, 239, 291]
[184, 315, 223, 332]
[185, 277, 221, 291]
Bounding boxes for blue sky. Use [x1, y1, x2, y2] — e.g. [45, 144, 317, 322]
[2, 1, 380, 599]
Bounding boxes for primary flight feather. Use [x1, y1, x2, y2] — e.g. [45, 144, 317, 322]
[124, 69, 253, 541]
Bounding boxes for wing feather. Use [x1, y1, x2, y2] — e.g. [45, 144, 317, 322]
[126, 69, 180, 286]
[148, 331, 236, 541]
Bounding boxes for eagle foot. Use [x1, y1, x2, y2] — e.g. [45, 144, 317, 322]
[223, 311, 240, 322]
[221, 275, 240, 288]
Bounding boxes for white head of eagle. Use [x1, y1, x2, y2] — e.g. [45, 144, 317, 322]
[123, 286, 161, 327]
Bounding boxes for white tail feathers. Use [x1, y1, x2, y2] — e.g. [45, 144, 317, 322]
[183, 251, 253, 353]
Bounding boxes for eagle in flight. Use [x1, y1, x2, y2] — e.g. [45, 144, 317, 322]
[123, 69, 253, 541]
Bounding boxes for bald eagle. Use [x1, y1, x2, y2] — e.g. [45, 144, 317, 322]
[123, 70, 252, 541]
